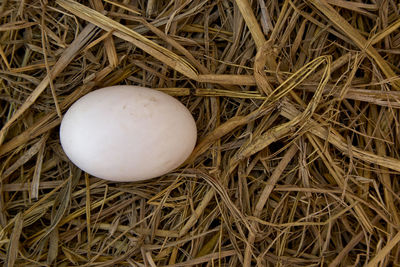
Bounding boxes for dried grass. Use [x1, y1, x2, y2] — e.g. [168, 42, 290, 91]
[1, 0, 400, 266]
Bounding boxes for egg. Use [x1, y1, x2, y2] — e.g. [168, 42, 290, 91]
[60, 85, 197, 182]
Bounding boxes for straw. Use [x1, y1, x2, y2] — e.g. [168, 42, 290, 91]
[0, 0, 399, 266]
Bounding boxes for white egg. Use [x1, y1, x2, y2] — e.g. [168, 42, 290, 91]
[60, 85, 197, 182]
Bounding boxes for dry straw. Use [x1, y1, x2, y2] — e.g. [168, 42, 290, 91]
[0, 0, 400, 266]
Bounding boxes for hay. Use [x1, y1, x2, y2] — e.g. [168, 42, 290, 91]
[0, 0, 400, 266]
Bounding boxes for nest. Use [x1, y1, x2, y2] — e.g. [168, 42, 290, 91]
[1, 0, 400, 266]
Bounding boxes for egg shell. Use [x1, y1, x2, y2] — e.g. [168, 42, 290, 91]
[60, 85, 197, 182]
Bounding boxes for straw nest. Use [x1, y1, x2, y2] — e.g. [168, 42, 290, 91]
[1, 0, 400, 266]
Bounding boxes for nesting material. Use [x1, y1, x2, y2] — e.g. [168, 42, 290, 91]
[0, 0, 400, 266]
